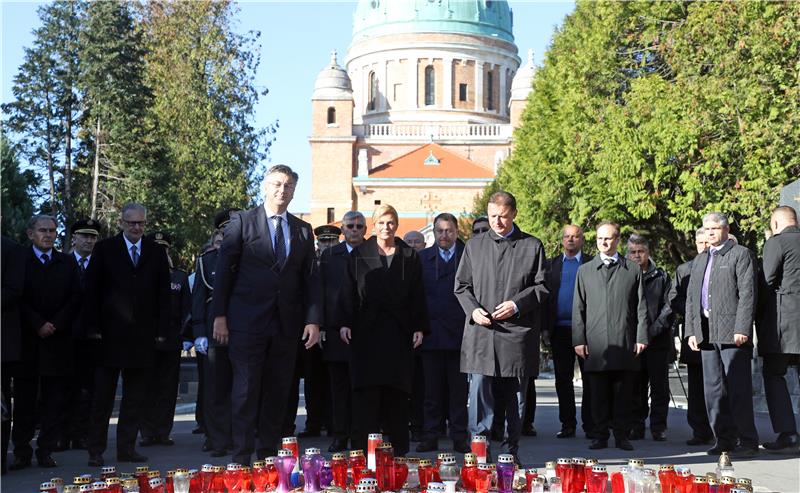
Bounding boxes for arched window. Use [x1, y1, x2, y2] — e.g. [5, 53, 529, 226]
[367, 71, 377, 111]
[327, 107, 336, 124]
[486, 71, 494, 110]
[424, 65, 435, 106]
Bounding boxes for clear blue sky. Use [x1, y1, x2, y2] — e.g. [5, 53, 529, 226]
[2, 0, 575, 213]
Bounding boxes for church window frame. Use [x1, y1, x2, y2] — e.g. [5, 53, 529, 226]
[424, 65, 435, 106]
[486, 71, 494, 111]
[368, 71, 377, 111]
[459, 83, 468, 102]
[326, 106, 336, 125]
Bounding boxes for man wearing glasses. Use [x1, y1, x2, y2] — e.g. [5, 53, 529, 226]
[212, 164, 321, 465]
[85, 203, 171, 466]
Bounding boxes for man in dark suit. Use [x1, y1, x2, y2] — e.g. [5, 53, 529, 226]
[192, 210, 236, 457]
[543, 224, 593, 439]
[85, 203, 171, 466]
[757, 205, 800, 454]
[212, 164, 321, 465]
[139, 232, 191, 447]
[417, 213, 469, 454]
[670, 228, 714, 446]
[1, 235, 25, 474]
[686, 212, 759, 458]
[13, 214, 81, 469]
[320, 213, 364, 453]
[626, 234, 673, 442]
[573, 221, 648, 451]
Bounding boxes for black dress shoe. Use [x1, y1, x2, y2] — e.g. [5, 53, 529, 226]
[556, 428, 576, 439]
[8, 456, 31, 471]
[88, 454, 104, 467]
[686, 436, 713, 446]
[192, 426, 206, 435]
[628, 429, 645, 441]
[453, 439, 471, 454]
[328, 438, 348, 453]
[706, 444, 733, 455]
[158, 437, 175, 446]
[730, 445, 759, 458]
[210, 449, 228, 458]
[762, 433, 800, 455]
[297, 428, 321, 438]
[521, 424, 537, 437]
[652, 431, 667, 442]
[415, 439, 438, 453]
[117, 450, 148, 463]
[36, 452, 57, 468]
[588, 439, 608, 450]
[615, 438, 634, 451]
[139, 437, 158, 447]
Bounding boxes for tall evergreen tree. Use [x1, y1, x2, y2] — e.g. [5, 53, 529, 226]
[1, 132, 40, 242]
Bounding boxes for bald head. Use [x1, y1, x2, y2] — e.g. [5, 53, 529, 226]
[771, 206, 798, 235]
[561, 224, 584, 256]
[403, 230, 425, 251]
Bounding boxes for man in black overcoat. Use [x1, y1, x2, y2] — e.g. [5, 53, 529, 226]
[669, 228, 714, 446]
[1, 235, 25, 474]
[686, 212, 758, 458]
[572, 221, 648, 451]
[212, 164, 321, 465]
[192, 210, 235, 457]
[543, 224, 593, 439]
[85, 203, 171, 466]
[319, 213, 363, 453]
[455, 191, 548, 463]
[13, 214, 81, 469]
[757, 205, 800, 454]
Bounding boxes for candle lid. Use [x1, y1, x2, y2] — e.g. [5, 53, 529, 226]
[368, 433, 383, 439]
[350, 449, 365, 457]
[478, 463, 492, 471]
[282, 436, 297, 443]
[332, 453, 345, 460]
[721, 476, 735, 484]
[305, 447, 322, 455]
[265, 457, 276, 465]
[498, 454, 514, 464]
[736, 478, 752, 486]
[40, 482, 55, 489]
[105, 478, 120, 485]
[585, 459, 598, 466]
[628, 459, 645, 467]
[572, 458, 586, 465]
[279, 449, 294, 457]
[660, 464, 674, 471]
[545, 461, 556, 468]
[227, 463, 242, 471]
[557, 458, 572, 465]
[471, 434, 487, 441]
[592, 465, 607, 473]
[253, 460, 266, 468]
[419, 459, 433, 467]
[148, 470, 160, 478]
[694, 477, 708, 484]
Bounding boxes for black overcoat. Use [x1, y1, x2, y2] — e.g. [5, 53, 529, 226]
[339, 236, 429, 393]
[757, 225, 800, 355]
[670, 259, 700, 365]
[191, 248, 221, 346]
[20, 247, 81, 375]
[419, 240, 466, 352]
[318, 241, 351, 363]
[642, 260, 674, 351]
[572, 256, 649, 372]
[454, 226, 548, 378]
[1, 236, 25, 363]
[158, 268, 191, 351]
[84, 233, 171, 368]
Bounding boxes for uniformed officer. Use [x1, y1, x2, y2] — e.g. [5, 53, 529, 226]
[59, 219, 102, 451]
[139, 232, 191, 447]
[192, 209, 237, 456]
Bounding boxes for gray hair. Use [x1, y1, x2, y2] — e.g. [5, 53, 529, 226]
[121, 202, 147, 217]
[27, 214, 57, 230]
[702, 211, 728, 227]
[342, 210, 365, 223]
[626, 233, 649, 250]
[695, 227, 705, 238]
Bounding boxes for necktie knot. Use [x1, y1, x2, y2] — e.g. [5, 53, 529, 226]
[41, 253, 50, 265]
[130, 245, 139, 266]
[272, 215, 287, 267]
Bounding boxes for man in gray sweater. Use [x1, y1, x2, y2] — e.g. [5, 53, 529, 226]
[686, 212, 758, 458]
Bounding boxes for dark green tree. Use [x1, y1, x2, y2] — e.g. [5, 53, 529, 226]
[1, 133, 40, 242]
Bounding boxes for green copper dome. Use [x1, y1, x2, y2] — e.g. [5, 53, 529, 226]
[352, 0, 514, 43]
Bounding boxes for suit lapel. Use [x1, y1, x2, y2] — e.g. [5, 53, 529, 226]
[254, 205, 277, 266]
[286, 214, 303, 265]
[115, 234, 136, 271]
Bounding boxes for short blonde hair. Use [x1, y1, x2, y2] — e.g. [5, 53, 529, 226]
[372, 204, 399, 224]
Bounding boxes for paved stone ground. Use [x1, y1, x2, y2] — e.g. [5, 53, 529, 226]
[2, 379, 798, 492]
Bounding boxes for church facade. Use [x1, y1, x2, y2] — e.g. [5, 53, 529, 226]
[308, 0, 534, 240]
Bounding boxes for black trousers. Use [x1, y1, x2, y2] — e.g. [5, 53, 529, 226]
[140, 350, 181, 440]
[327, 362, 351, 441]
[701, 343, 759, 448]
[587, 371, 634, 441]
[87, 366, 148, 456]
[491, 379, 537, 439]
[410, 354, 424, 436]
[352, 386, 410, 456]
[195, 352, 206, 431]
[551, 327, 593, 432]
[228, 327, 297, 463]
[63, 341, 97, 444]
[686, 363, 713, 440]
[631, 348, 670, 433]
[762, 353, 798, 435]
[203, 346, 232, 451]
[285, 343, 329, 433]
[1, 367, 12, 471]
[421, 351, 468, 442]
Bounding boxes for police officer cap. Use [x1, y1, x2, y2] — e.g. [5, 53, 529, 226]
[71, 219, 101, 236]
[146, 231, 172, 248]
[214, 208, 242, 230]
[314, 224, 342, 241]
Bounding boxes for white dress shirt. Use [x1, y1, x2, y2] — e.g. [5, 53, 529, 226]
[264, 205, 291, 257]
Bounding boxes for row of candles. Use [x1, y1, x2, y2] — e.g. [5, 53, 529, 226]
[36, 434, 756, 493]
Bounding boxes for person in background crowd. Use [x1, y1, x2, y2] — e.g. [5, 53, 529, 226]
[573, 221, 648, 451]
[212, 165, 321, 464]
[193, 210, 237, 457]
[455, 191, 548, 464]
[757, 206, 800, 454]
[471, 217, 490, 237]
[315, 225, 341, 253]
[543, 224, 594, 439]
[320, 212, 365, 452]
[139, 232, 191, 447]
[11, 215, 81, 469]
[403, 230, 426, 251]
[670, 228, 714, 446]
[403, 230, 426, 441]
[85, 203, 171, 466]
[1, 235, 25, 475]
[59, 219, 101, 452]
[626, 234, 673, 442]
[686, 212, 759, 458]
[416, 213, 469, 454]
[339, 204, 427, 456]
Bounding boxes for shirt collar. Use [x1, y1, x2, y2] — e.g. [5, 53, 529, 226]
[345, 242, 354, 253]
[32, 245, 52, 259]
[599, 252, 620, 263]
[123, 235, 142, 252]
[563, 251, 582, 262]
[73, 251, 91, 262]
[504, 225, 516, 238]
[264, 204, 288, 222]
[439, 244, 456, 257]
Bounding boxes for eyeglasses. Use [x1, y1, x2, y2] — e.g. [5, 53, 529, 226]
[122, 220, 146, 227]
[344, 224, 365, 230]
[473, 227, 489, 234]
[266, 181, 296, 191]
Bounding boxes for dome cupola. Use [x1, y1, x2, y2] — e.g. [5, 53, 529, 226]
[509, 48, 534, 102]
[312, 50, 353, 101]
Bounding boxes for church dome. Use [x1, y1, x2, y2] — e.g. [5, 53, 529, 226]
[510, 49, 535, 101]
[312, 51, 353, 101]
[352, 0, 514, 43]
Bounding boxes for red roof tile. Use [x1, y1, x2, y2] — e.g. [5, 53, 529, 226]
[368, 143, 494, 179]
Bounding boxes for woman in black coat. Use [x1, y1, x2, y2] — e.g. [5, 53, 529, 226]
[339, 205, 428, 456]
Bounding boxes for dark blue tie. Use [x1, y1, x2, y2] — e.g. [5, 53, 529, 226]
[41, 253, 50, 265]
[273, 216, 286, 267]
[131, 245, 139, 267]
